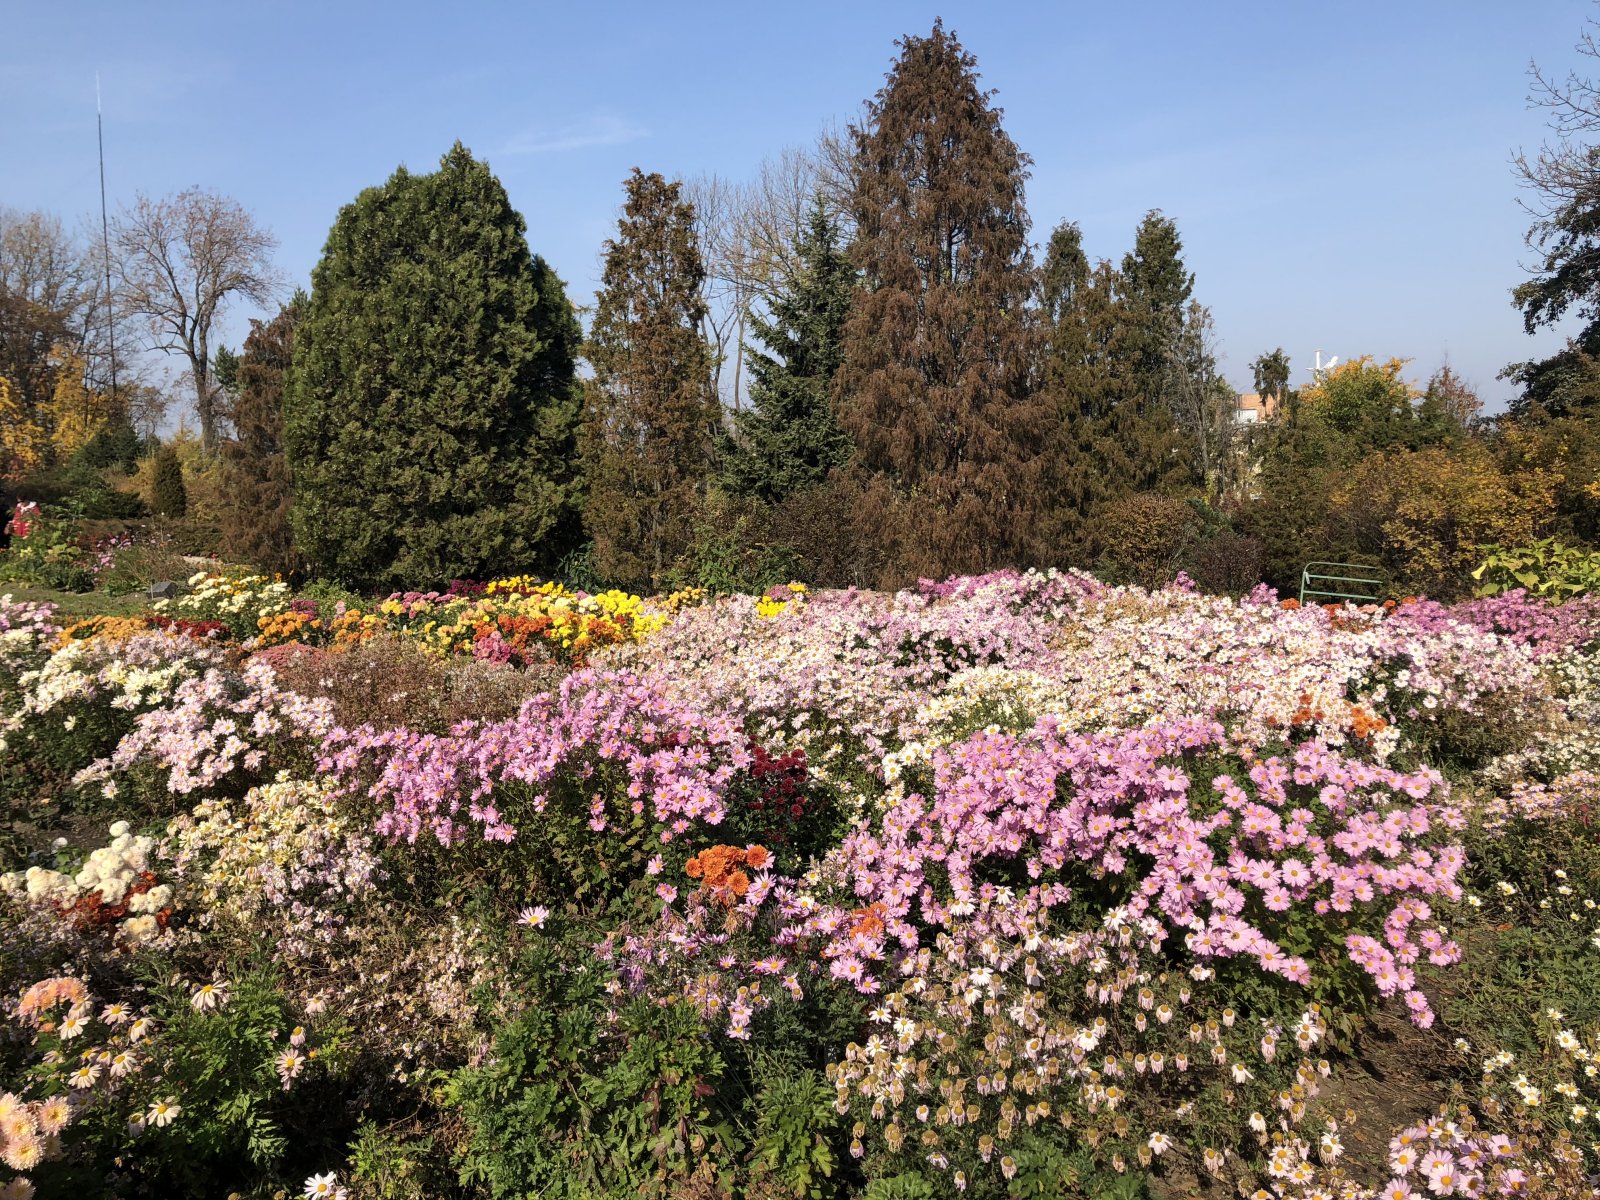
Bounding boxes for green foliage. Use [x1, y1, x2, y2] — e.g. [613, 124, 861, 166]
[453, 948, 740, 1200]
[285, 142, 582, 590]
[1251, 348, 1291, 403]
[1474, 538, 1600, 599]
[666, 498, 798, 595]
[348, 1122, 453, 1200]
[72, 422, 146, 472]
[748, 1066, 840, 1198]
[222, 295, 302, 576]
[861, 1172, 939, 1200]
[722, 200, 855, 504]
[150, 443, 188, 518]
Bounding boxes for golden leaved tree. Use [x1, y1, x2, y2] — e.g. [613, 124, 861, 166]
[39, 346, 114, 460]
[0, 375, 47, 481]
[1330, 442, 1558, 598]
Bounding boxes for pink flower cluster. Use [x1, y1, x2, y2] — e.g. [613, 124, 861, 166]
[77, 660, 334, 795]
[320, 669, 751, 845]
[783, 721, 1463, 1025]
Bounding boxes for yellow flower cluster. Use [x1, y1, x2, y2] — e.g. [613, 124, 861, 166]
[322, 579, 669, 666]
[659, 586, 709, 612]
[755, 582, 809, 619]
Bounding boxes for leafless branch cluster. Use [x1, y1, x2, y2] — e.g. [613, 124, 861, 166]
[113, 188, 283, 450]
[683, 135, 855, 411]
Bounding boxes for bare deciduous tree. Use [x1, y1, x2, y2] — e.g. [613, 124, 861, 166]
[686, 140, 852, 413]
[114, 188, 282, 451]
[0, 209, 95, 413]
[684, 173, 754, 412]
[1163, 301, 1238, 505]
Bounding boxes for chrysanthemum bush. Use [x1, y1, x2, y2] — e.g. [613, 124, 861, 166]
[2, 574, 1600, 1198]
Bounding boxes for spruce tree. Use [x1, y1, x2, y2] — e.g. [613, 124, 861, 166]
[833, 20, 1044, 583]
[1115, 211, 1200, 493]
[581, 169, 718, 590]
[221, 293, 301, 575]
[721, 199, 854, 503]
[284, 143, 581, 589]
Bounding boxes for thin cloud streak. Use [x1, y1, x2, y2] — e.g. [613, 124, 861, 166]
[503, 114, 647, 155]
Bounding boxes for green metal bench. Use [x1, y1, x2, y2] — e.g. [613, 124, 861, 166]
[1299, 562, 1386, 606]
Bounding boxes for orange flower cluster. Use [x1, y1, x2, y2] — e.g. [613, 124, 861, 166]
[256, 610, 322, 647]
[849, 901, 888, 940]
[1347, 703, 1388, 742]
[328, 609, 383, 647]
[1275, 692, 1387, 743]
[54, 615, 150, 647]
[684, 844, 770, 905]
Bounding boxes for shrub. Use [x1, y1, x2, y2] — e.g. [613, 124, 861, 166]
[150, 445, 188, 518]
[1190, 529, 1265, 595]
[1474, 538, 1600, 600]
[1094, 493, 1204, 589]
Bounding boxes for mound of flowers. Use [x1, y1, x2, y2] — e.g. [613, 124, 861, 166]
[2, 571, 1600, 1199]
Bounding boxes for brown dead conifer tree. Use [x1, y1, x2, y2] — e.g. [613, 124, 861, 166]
[832, 20, 1045, 585]
[581, 170, 718, 590]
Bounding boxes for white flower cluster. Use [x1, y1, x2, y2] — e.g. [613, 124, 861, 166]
[154, 571, 289, 621]
[0, 822, 174, 942]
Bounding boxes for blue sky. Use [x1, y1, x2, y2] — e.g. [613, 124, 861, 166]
[4, 1, 1593, 409]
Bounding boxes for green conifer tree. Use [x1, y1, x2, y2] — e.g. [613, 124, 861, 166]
[150, 443, 187, 518]
[284, 143, 581, 589]
[721, 199, 855, 503]
[221, 293, 302, 575]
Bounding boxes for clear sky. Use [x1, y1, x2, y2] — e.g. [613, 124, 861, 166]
[4, 1, 1594, 409]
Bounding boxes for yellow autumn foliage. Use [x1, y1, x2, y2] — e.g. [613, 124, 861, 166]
[0, 375, 47, 481]
[1331, 441, 1558, 597]
[40, 346, 115, 459]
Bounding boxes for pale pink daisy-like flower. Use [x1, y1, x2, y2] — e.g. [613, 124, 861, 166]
[0, 1106, 34, 1141]
[68, 1063, 100, 1089]
[303, 1171, 346, 1198]
[191, 982, 228, 1011]
[516, 905, 549, 928]
[100, 1002, 132, 1025]
[57, 1014, 88, 1040]
[4, 1131, 43, 1170]
[145, 1097, 180, 1127]
[1147, 1131, 1172, 1155]
[276, 1049, 306, 1089]
[108, 1050, 139, 1078]
[35, 1093, 72, 1135]
[129, 1016, 155, 1042]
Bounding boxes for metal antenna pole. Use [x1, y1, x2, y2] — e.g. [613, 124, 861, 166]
[97, 74, 120, 421]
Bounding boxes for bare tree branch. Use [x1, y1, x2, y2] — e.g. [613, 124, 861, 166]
[113, 188, 282, 451]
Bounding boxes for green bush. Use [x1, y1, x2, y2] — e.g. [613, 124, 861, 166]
[1474, 538, 1600, 599]
[151, 445, 188, 518]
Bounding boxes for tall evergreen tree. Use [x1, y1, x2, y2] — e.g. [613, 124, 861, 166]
[581, 169, 718, 589]
[1038, 220, 1198, 557]
[284, 144, 581, 589]
[1039, 221, 1089, 325]
[833, 20, 1044, 582]
[220, 293, 301, 575]
[721, 199, 854, 503]
[1251, 348, 1292, 405]
[1118, 209, 1198, 490]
